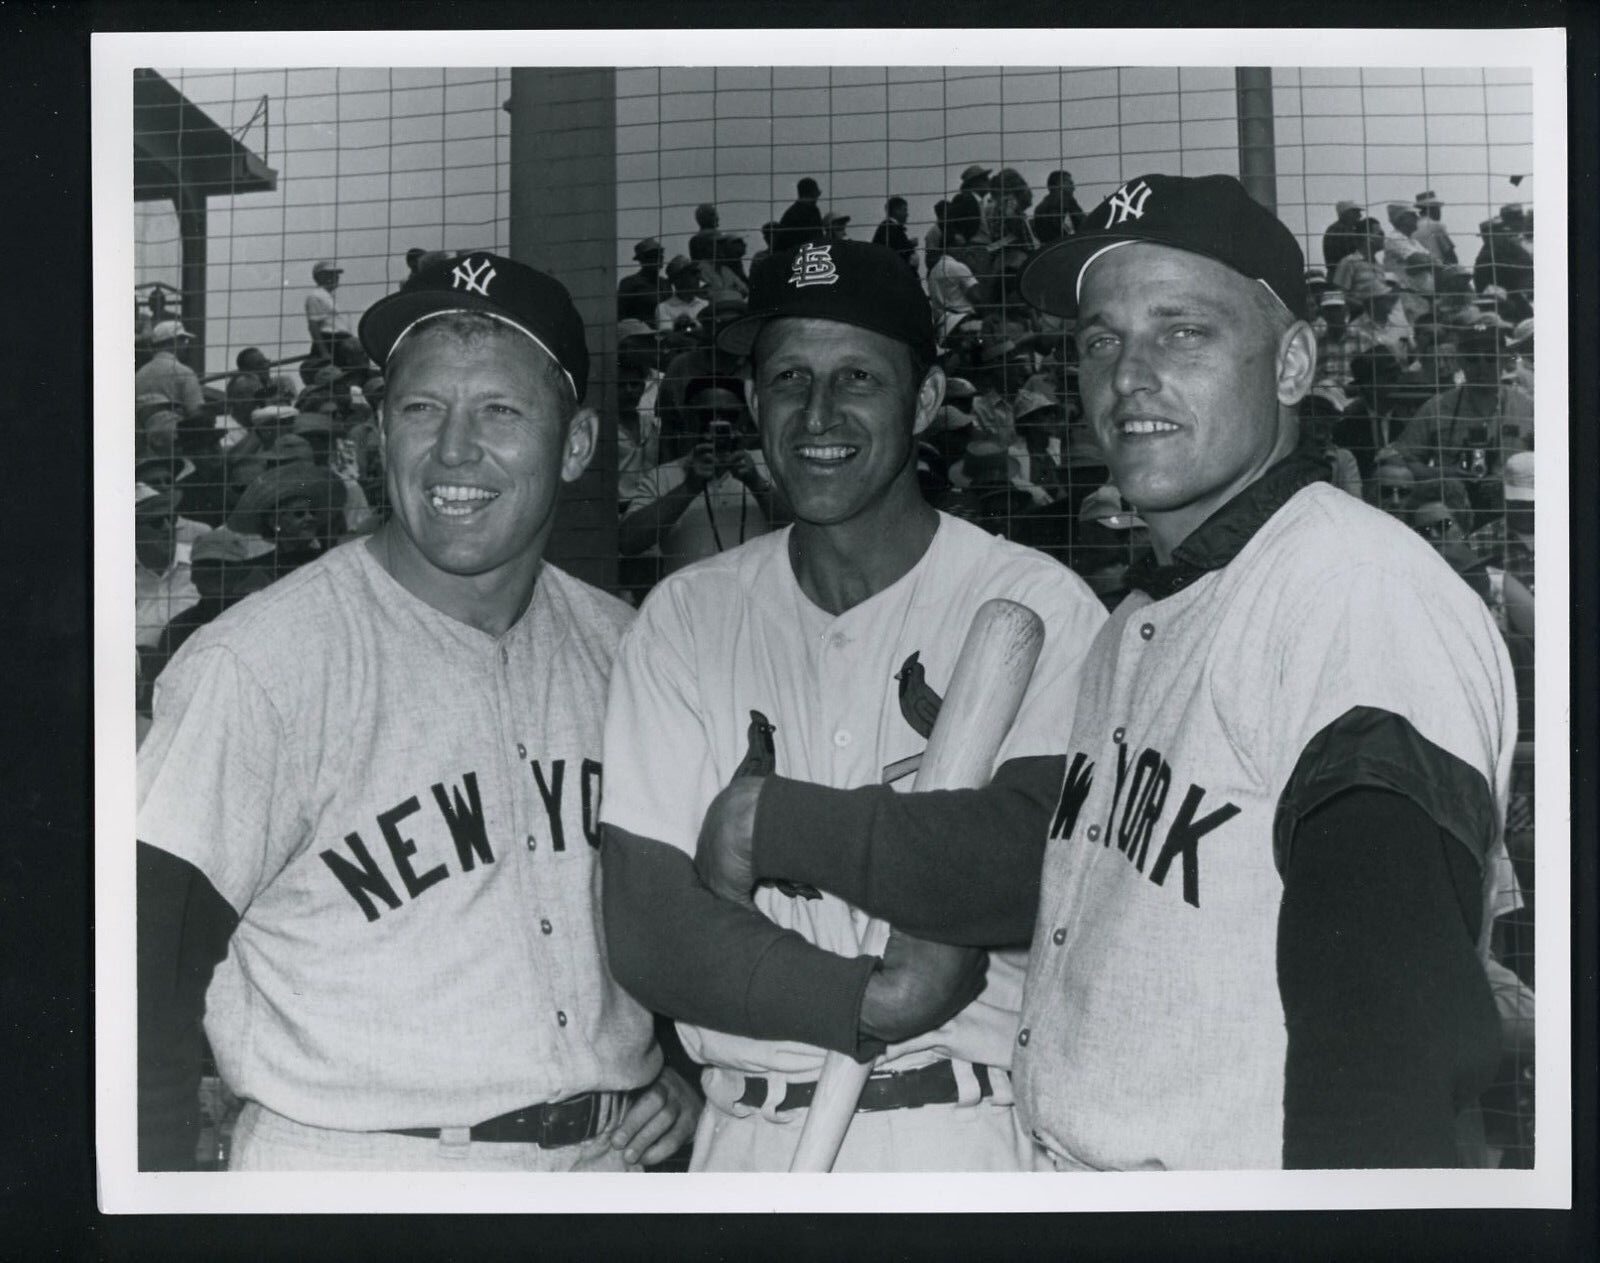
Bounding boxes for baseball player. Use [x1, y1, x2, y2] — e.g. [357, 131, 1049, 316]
[136, 253, 698, 1172]
[600, 239, 1107, 1171]
[695, 176, 1519, 1169]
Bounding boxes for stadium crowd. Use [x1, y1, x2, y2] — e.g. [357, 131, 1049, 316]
[131, 168, 1537, 1164]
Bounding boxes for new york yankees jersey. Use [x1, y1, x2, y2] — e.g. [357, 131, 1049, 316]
[602, 513, 1107, 1081]
[138, 541, 660, 1131]
[1012, 481, 1518, 1170]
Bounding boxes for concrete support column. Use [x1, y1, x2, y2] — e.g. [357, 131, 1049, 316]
[1234, 68, 1278, 215]
[507, 68, 619, 590]
[176, 187, 207, 374]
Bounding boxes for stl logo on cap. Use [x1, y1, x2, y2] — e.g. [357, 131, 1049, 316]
[789, 243, 841, 289]
[451, 255, 497, 297]
[1104, 179, 1153, 227]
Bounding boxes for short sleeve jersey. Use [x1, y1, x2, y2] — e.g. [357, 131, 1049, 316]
[137, 541, 659, 1130]
[602, 515, 1108, 1079]
[1013, 483, 1517, 1170]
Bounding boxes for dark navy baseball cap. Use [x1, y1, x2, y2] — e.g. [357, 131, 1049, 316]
[716, 239, 938, 364]
[359, 251, 590, 399]
[1019, 173, 1308, 321]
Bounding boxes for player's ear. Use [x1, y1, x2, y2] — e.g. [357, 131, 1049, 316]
[560, 407, 599, 483]
[912, 363, 946, 436]
[1275, 320, 1318, 407]
[743, 374, 761, 427]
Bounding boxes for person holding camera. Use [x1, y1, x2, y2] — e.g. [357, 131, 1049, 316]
[619, 374, 783, 577]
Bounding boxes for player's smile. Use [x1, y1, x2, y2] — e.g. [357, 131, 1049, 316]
[791, 442, 860, 467]
[426, 482, 502, 517]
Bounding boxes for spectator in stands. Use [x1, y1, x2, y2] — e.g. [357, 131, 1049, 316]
[618, 374, 780, 575]
[1334, 347, 1407, 483]
[958, 163, 993, 231]
[701, 233, 751, 305]
[1341, 270, 1412, 370]
[925, 199, 948, 272]
[689, 203, 721, 262]
[1298, 386, 1363, 500]
[1372, 459, 1416, 521]
[1072, 484, 1145, 608]
[943, 190, 996, 312]
[289, 410, 379, 536]
[1409, 480, 1534, 642]
[1313, 290, 1352, 383]
[871, 196, 917, 273]
[135, 481, 206, 650]
[304, 260, 348, 361]
[1010, 384, 1070, 504]
[1321, 199, 1367, 271]
[823, 210, 851, 241]
[1331, 216, 1387, 293]
[227, 460, 343, 577]
[1413, 191, 1458, 265]
[618, 237, 669, 324]
[749, 221, 777, 271]
[134, 321, 205, 419]
[1478, 449, 1535, 593]
[1503, 318, 1535, 394]
[616, 319, 672, 503]
[1474, 216, 1534, 324]
[656, 256, 710, 335]
[927, 215, 982, 345]
[1393, 324, 1533, 488]
[1033, 170, 1086, 246]
[943, 438, 1044, 537]
[143, 525, 279, 674]
[774, 177, 824, 253]
[1382, 201, 1432, 280]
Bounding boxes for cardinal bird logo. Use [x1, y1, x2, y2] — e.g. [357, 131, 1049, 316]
[737, 708, 821, 901]
[895, 651, 943, 738]
[881, 651, 944, 785]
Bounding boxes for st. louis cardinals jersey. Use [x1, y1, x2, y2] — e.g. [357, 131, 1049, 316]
[602, 513, 1107, 1083]
[1013, 479, 1517, 1170]
[138, 540, 660, 1131]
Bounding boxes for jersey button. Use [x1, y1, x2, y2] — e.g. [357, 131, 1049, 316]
[556, 1010, 568, 1027]
[1087, 824, 1100, 841]
[526, 834, 537, 851]
[1139, 622, 1155, 641]
[1052, 927, 1066, 945]
[540, 918, 553, 935]
[500, 645, 509, 665]
[833, 730, 852, 748]
[516, 742, 527, 759]
[1017, 1028, 1030, 1047]
[831, 632, 848, 649]
[1112, 726, 1125, 743]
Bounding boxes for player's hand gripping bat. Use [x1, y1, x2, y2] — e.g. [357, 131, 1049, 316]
[788, 598, 1046, 1172]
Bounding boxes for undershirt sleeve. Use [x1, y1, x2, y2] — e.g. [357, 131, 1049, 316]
[751, 754, 1064, 947]
[1278, 787, 1502, 1168]
[137, 843, 240, 1171]
[602, 828, 884, 1062]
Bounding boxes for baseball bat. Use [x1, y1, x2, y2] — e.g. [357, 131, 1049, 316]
[788, 597, 1046, 1173]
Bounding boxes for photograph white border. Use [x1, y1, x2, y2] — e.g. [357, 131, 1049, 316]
[93, 25, 1571, 1215]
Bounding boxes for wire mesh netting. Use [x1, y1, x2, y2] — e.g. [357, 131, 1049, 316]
[131, 63, 1537, 1170]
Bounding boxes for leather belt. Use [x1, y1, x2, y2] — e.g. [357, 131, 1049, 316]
[383, 1087, 646, 1147]
[737, 1059, 993, 1114]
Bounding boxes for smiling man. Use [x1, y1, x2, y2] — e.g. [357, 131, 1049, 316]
[599, 239, 1106, 1171]
[136, 253, 698, 1172]
[692, 176, 1520, 1170]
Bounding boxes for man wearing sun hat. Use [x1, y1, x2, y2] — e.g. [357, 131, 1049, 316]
[601, 237, 1105, 1171]
[137, 251, 700, 1172]
[134, 320, 206, 419]
[691, 174, 1518, 1170]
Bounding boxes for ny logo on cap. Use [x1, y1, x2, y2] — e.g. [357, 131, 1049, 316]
[451, 256, 497, 297]
[789, 243, 840, 289]
[1104, 180, 1153, 227]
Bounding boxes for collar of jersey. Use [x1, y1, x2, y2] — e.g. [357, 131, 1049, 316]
[1124, 452, 1331, 601]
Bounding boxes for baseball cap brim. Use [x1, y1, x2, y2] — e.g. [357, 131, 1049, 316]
[1020, 232, 1285, 319]
[357, 289, 572, 393]
[716, 308, 919, 359]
